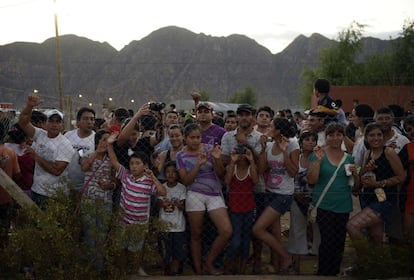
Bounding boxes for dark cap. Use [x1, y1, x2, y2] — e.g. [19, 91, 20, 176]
[308, 109, 327, 118]
[197, 102, 213, 111]
[236, 104, 255, 114]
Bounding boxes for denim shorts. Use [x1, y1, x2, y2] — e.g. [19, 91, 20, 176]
[266, 192, 293, 215]
[360, 199, 392, 223]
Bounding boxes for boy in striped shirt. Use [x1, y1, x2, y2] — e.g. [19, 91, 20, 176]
[108, 133, 166, 276]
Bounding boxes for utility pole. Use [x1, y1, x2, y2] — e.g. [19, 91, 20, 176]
[54, 0, 63, 111]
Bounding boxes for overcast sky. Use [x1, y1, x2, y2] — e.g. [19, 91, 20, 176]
[0, 0, 412, 54]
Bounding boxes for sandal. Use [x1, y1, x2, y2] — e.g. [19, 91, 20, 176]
[203, 266, 222, 276]
[278, 261, 297, 275]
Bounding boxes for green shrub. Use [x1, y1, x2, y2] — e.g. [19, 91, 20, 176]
[0, 190, 167, 280]
[350, 239, 414, 279]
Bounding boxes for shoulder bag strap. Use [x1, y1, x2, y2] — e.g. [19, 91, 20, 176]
[79, 155, 108, 197]
[314, 153, 347, 208]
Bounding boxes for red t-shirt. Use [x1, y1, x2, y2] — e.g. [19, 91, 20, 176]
[17, 153, 34, 191]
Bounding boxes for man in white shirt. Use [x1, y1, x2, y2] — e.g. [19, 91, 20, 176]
[18, 95, 74, 207]
[64, 107, 96, 191]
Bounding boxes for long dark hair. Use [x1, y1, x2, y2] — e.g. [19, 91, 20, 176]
[273, 118, 296, 138]
[363, 123, 384, 149]
[94, 129, 110, 149]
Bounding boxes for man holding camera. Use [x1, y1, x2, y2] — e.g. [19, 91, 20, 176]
[154, 109, 179, 153]
[221, 104, 263, 165]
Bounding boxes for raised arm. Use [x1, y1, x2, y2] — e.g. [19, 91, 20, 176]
[107, 133, 121, 172]
[278, 137, 299, 177]
[117, 103, 150, 147]
[224, 152, 237, 185]
[18, 95, 41, 138]
[210, 145, 225, 178]
[257, 135, 268, 174]
[246, 149, 259, 185]
[307, 147, 324, 184]
[178, 152, 207, 186]
[144, 168, 166, 196]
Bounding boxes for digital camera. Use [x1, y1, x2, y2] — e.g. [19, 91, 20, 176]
[235, 143, 246, 154]
[148, 102, 166, 111]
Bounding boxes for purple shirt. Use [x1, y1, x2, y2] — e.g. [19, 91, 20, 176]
[201, 124, 225, 146]
[176, 144, 223, 196]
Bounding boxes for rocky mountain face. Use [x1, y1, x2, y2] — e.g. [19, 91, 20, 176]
[0, 26, 392, 112]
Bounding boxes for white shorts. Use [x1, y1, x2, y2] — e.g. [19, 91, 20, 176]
[185, 191, 227, 212]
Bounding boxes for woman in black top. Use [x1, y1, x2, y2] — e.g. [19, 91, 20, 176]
[347, 123, 406, 242]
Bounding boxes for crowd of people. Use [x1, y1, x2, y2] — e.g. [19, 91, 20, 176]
[0, 78, 413, 277]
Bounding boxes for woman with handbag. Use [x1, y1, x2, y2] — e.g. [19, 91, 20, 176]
[347, 123, 406, 242]
[307, 123, 359, 276]
[79, 129, 117, 272]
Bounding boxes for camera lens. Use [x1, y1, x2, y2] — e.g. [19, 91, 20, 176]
[149, 102, 166, 111]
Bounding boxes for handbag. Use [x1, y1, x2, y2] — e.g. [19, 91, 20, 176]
[308, 153, 347, 224]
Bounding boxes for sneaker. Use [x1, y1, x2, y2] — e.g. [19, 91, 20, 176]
[138, 267, 149, 277]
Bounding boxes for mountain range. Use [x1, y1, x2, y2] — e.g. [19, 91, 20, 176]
[0, 26, 393, 112]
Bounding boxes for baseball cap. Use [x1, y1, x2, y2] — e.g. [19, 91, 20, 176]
[196, 102, 213, 111]
[236, 104, 255, 114]
[46, 109, 64, 120]
[308, 109, 327, 118]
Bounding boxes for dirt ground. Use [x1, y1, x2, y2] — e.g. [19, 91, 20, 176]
[128, 275, 346, 280]
[127, 197, 368, 279]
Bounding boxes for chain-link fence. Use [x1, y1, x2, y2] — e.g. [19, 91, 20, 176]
[0, 103, 413, 278]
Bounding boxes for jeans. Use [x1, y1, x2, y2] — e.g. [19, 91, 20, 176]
[227, 210, 254, 260]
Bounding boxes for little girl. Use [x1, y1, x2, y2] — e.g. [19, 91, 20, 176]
[224, 145, 258, 274]
[107, 132, 166, 276]
[79, 129, 115, 272]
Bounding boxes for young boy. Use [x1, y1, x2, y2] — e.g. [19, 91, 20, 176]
[313, 78, 338, 124]
[107, 133, 166, 276]
[157, 161, 186, 275]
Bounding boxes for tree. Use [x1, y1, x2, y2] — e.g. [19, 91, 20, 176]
[317, 21, 365, 85]
[199, 90, 210, 101]
[390, 19, 414, 85]
[228, 86, 257, 106]
[298, 20, 414, 107]
[299, 22, 366, 105]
